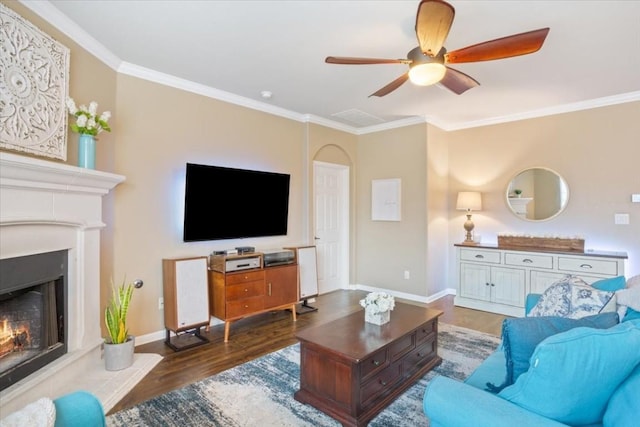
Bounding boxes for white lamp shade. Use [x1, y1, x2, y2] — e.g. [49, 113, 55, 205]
[456, 191, 482, 211]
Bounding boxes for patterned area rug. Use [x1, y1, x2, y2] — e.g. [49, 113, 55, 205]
[107, 323, 500, 426]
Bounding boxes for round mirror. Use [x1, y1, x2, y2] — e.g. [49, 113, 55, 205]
[505, 167, 569, 221]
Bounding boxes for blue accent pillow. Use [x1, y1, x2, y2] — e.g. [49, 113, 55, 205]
[490, 312, 619, 391]
[592, 276, 627, 291]
[498, 321, 640, 425]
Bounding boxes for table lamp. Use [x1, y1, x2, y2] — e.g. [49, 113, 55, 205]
[456, 191, 482, 244]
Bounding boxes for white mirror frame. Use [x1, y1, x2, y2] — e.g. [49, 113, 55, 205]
[505, 167, 570, 222]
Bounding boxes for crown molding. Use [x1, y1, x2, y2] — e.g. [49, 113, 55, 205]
[118, 62, 307, 124]
[19, 1, 640, 135]
[19, 0, 122, 71]
[440, 91, 640, 131]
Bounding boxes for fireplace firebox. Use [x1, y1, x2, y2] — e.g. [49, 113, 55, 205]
[0, 250, 67, 391]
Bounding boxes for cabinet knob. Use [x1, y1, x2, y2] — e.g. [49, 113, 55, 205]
[485, 282, 490, 286]
[379, 380, 387, 386]
[490, 283, 495, 287]
[373, 360, 381, 366]
[244, 288, 249, 292]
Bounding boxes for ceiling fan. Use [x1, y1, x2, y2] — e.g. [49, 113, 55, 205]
[325, 0, 549, 97]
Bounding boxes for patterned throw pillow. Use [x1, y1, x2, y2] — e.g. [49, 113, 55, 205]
[529, 275, 615, 319]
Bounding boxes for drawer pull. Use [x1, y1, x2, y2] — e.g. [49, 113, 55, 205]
[244, 288, 249, 292]
[580, 263, 593, 269]
[416, 353, 422, 358]
[373, 360, 381, 366]
[490, 283, 495, 287]
[244, 304, 249, 308]
[522, 258, 533, 263]
[379, 380, 387, 386]
[475, 254, 484, 259]
[485, 282, 490, 286]
[268, 282, 272, 296]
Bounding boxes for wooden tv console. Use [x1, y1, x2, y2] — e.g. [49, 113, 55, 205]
[208, 253, 298, 342]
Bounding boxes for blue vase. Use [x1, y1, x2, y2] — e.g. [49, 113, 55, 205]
[78, 134, 96, 169]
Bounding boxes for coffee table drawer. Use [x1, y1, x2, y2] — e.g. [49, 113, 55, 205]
[416, 320, 437, 346]
[361, 348, 389, 379]
[360, 360, 403, 407]
[403, 337, 437, 378]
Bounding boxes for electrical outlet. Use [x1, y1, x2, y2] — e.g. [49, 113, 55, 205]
[404, 270, 410, 280]
[614, 213, 630, 225]
[632, 194, 640, 203]
[158, 297, 164, 310]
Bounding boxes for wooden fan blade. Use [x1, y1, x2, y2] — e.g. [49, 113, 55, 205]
[445, 28, 550, 64]
[415, 0, 455, 56]
[439, 67, 480, 95]
[326, 56, 406, 65]
[369, 73, 410, 97]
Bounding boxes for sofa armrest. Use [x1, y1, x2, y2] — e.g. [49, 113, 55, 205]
[525, 293, 541, 316]
[423, 376, 567, 427]
[54, 391, 105, 427]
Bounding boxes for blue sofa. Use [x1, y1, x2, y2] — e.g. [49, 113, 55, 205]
[424, 298, 640, 427]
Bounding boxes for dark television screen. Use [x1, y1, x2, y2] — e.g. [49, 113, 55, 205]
[183, 163, 290, 241]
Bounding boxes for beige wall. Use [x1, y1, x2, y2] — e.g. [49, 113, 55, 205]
[113, 75, 306, 335]
[356, 125, 430, 296]
[443, 102, 640, 281]
[4, 1, 639, 339]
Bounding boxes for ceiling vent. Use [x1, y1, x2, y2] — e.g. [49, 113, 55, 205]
[331, 109, 386, 127]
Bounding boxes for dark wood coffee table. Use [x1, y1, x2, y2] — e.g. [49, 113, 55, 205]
[294, 302, 443, 426]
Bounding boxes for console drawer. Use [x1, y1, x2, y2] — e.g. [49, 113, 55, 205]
[226, 296, 264, 318]
[558, 257, 619, 276]
[505, 252, 553, 269]
[226, 270, 265, 285]
[416, 320, 437, 346]
[460, 249, 501, 264]
[225, 281, 264, 301]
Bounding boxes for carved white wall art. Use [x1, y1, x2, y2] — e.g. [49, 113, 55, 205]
[0, 3, 70, 160]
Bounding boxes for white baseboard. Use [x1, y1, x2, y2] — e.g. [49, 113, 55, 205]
[351, 283, 456, 304]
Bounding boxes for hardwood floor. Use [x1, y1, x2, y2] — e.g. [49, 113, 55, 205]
[108, 290, 508, 415]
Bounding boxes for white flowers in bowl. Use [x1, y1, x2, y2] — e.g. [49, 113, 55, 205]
[360, 292, 395, 314]
[66, 98, 111, 136]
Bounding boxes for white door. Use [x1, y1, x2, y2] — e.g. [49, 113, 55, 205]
[313, 161, 349, 294]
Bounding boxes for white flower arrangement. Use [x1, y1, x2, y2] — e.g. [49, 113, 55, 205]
[66, 98, 111, 136]
[360, 292, 395, 314]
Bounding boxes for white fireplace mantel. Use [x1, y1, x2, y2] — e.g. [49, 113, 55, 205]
[0, 151, 148, 414]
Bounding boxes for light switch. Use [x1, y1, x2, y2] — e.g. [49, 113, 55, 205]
[614, 213, 630, 225]
[632, 194, 640, 203]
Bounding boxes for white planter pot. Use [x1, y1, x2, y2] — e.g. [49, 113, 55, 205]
[365, 308, 390, 325]
[104, 336, 135, 371]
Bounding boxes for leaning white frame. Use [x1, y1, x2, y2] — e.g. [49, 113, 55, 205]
[0, 4, 70, 160]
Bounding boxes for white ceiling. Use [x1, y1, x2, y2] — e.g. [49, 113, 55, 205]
[29, 0, 640, 132]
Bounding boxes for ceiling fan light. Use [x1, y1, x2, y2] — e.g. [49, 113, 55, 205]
[408, 63, 446, 86]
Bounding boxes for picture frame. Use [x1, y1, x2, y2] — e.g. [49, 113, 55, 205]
[0, 3, 70, 160]
[371, 178, 401, 221]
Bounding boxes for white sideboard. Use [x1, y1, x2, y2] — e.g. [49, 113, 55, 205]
[454, 244, 628, 317]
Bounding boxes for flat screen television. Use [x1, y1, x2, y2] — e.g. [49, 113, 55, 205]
[183, 163, 290, 241]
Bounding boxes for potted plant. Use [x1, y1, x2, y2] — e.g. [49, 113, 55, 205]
[514, 189, 523, 198]
[104, 278, 136, 371]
